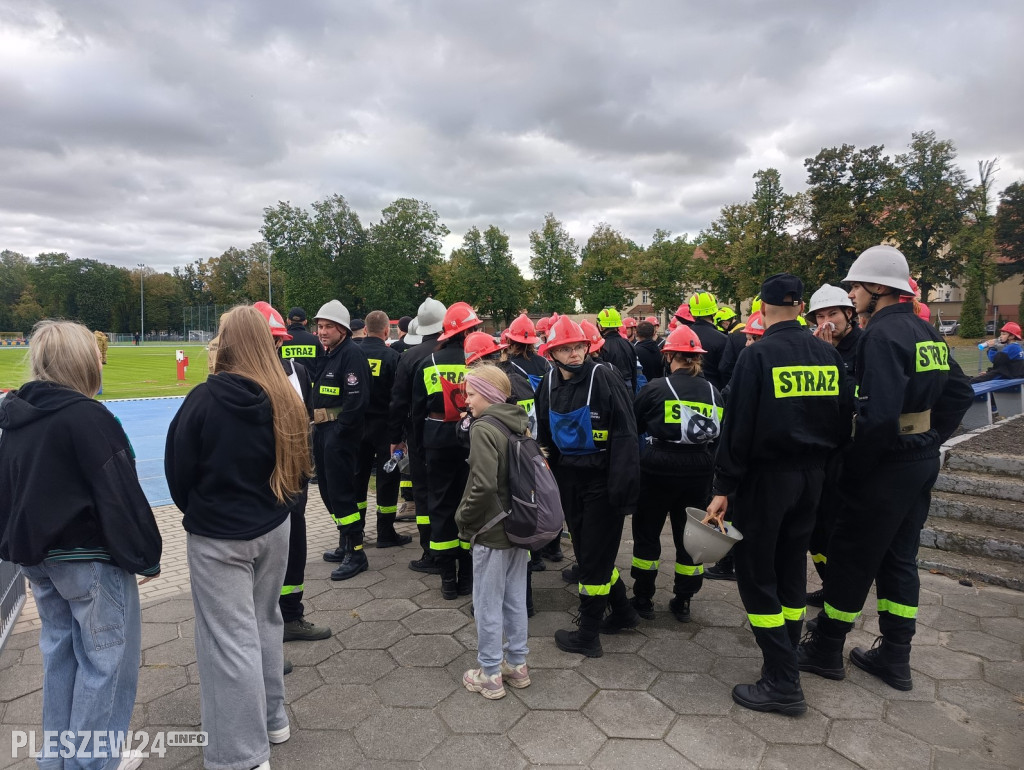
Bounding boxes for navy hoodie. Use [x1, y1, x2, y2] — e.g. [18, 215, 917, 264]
[165, 372, 292, 540]
[0, 382, 161, 574]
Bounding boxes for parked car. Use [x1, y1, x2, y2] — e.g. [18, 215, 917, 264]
[938, 319, 959, 336]
[985, 320, 996, 335]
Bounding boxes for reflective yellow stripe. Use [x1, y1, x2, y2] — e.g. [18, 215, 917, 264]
[367, 359, 382, 376]
[400, 480, 413, 489]
[748, 612, 785, 628]
[579, 567, 619, 597]
[337, 511, 361, 526]
[378, 505, 398, 514]
[319, 385, 340, 396]
[811, 553, 827, 564]
[915, 341, 950, 372]
[675, 563, 704, 576]
[824, 602, 859, 623]
[460, 540, 471, 550]
[772, 366, 840, 398]
[281, 344, 316, 359]
[877, 599, 918, 618]
[353, 543, 363, 551]
[632, 557, 659, 571]
[416, 515, 430, 526]
[592, 429, 608, 441]
[280, 584, 304, 596]
[430, 539, 461, 551]
[665, 400, 723, 423]
[357, 501, 368, 511]
[423, 364, 466, 395]
[782, 605, 805, 621]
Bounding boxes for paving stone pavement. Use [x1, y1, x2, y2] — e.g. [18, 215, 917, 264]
[2, 493, 1022, 769]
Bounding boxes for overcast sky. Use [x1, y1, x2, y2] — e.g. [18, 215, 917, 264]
[2, 0, 1023, 275]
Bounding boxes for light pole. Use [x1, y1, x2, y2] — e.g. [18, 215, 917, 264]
[137, 263, 145, 344]
[267, 252, 273, 305]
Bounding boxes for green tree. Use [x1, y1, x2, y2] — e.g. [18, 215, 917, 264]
[629, 230, 696, 314]
[954, 160, 1000, 338]
[0, 250, 32, 331]
[994, 180, 1024, 323]
[578, 223, 638, 312]
[31, 252, 76, 318]
[528, 213, 578, 313]
[206, 247, 254, 306]
[696, 202, 758, 301]
[11, 288, 44, 333]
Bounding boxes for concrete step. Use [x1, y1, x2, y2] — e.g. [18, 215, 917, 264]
[944, 450, 1024, 478]
[917, 546, 1024, 592]
[920, 517, 1024, 564]
[929, 489, 1024, 531]
[934, 469, 1024, 503]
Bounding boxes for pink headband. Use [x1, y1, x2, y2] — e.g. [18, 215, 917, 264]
[465, 374, 508, 406]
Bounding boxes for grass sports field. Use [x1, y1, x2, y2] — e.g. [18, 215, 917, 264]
[0, 344, 209, 400]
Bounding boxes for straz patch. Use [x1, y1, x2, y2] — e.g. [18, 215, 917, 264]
[423, 364, 466, 395]
[346, 373, 359, 386]
[281, 344, 316, 359]
[915, 341, 950, 372]
[319, 385, 340, 396]
[591, 429, 609, 442]
[367, 359, 382, 377]
[772, 366, 840, 398]
[664, 400, 723, 423]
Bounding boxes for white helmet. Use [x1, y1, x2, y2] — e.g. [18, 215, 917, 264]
[806, 285, 854, 318]
[843, 245, 915, 295]
[313, 300, 352, 331]
[416, 297, 447, 336]
[682, 508, 743, 564]
[404, 318, 423, 346]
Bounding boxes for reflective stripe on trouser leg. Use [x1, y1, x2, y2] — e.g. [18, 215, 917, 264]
[580, 567, 618, 596]
[674, 561, 704, 599]
[280, 489, 308, 624]
[280, 584, 304, 595]
[426, 445, 470, 563]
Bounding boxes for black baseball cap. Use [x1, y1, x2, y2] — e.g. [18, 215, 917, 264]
[288, 307, 307, 322]
[760, 273, 804, 306]
[398, 315, 412, 333]
[350, 318, 365, 332]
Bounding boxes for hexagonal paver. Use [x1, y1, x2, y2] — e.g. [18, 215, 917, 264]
[982, 660, 1024, 695]
[917, 605, 981, 632]
[401, 608, 471, 635]
[509, 668, 597, 711]
[591, 738, 695, 770]
[307, 586, 373, 611]
[141, 597, 195, 623]
[280, 664, 324, 701]
[665, 716, 766, 770]
[316, 570, 385, 590]
[980, 615, 1024, 643]
[145, 683, 202, 727]
[283, 635, 342, 666]
[437, 685, 527, 734]
[943, 630, 1021, 662]
[508, 711, 605, 765]
[828, 720, 931, 770]
[521, 610, 569, 638]
[367, 578, 430, 600]
[517, 637, 584, 669]
[884, 701, 989, 754]
[412, 591, 473, 609]
[317, 649, 396, 684]
[299, 609, 360, 635]
[388, 634, 465, 667]
[583, 690, 674, 739]
[142, 637, 196, 667]
[639, 638, 715, 672]
[910, 644, 983, 680]
[421, 734, 527, 770]
[799, 675, 884, 719]
[140, 622, 180, 650]
[691, 598, 748, 627]
[17, 646, 41, 665]
[650, 672, 734, 715]
[531, 587, 577, 613]
[693, 626, 761, 657]
[336, 620, 411, 650]
[942, 592, 1017, 617]
[760, 745, 861, 770]
[373, 667, 458, 708]
[291, 684, 382, 730]
[263, 725, 364, 767]
[732, 704, 830, 744]
[354, 706, 447, 762]
[134, 665, 189, 704]
[352, 598, 419, 622]
[578, 653, 659, 690]
[849, 666, 937, 702]
[0, 665, 43, 700]
[1, 690, 42, 725]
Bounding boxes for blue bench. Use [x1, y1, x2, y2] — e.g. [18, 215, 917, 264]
[971, 377, 1024, 426]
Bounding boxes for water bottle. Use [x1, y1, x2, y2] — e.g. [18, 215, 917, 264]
[383, 449, 408, 473]
[978, 342, 988, 350]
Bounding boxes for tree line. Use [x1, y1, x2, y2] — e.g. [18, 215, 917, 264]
[2, 131, 1022, 337]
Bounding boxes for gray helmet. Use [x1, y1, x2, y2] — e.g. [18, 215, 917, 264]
[416, 297, 446, 336]
[313, 300, 352, 331]
[843, 245, 915, 295]
[404, 318, 423, 346]
[806, 284, 854, 319]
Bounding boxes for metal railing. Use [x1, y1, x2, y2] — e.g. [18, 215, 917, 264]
[0, 559, 26, 653]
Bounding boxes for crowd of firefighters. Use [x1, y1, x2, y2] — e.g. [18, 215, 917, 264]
[270, 243, 978, 716]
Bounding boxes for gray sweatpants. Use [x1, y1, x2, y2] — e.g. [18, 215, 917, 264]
[472, 545, 529, 675]
[187, 518, 290, 770]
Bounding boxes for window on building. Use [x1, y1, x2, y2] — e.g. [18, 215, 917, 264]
[641, 290, 649, 304]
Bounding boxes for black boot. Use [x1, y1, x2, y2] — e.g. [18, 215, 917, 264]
[331, 533, 369, 581]
[526, 571, 535, 618]
[561, 564, 579, 584]
[456, 552, 473, 596]
[797, 626, 846, 680]
[669, 596, 691, 623]
[375, 513, 412, 548]
[629, 596, 655, 620]
[600, 580, 640, 633]
[704, 552, 735, 581]
[555, 613, 603, 657]
[323, 531, 346, 562]
[731, 676, 806, 716]
[409, 551, 441, 574]
[630, 571, 656, 620]
[540, 536, 564, 562]
[440, 562, 458, 600]
[805, 588, 825, 607]
[850, 637, 913, 691]
[528, 552, 546, 572]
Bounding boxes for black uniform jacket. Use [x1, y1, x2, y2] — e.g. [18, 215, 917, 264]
[635, 370, 723, 475]
[718, 328, 748, 388]
[634, 338, 664, 382]
[599, 331, 639, 393]
[690, 319, 728, 391]
[282, 322, 325, 379]
[535, 357, 640, 512]
[311, 336, 370, 432]
[281, 358, 313, 419]
[359, 336, 401, 424]
[412, 341, 469, 449]
[507, 352, 550, 380]
[712, 320, 853, 497]
[388, 332, 442, 445]
[845, 303, 973, 476]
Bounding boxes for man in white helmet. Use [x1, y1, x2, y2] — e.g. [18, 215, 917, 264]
[798, 246, 972, 692]
[312, 300, 372, 581]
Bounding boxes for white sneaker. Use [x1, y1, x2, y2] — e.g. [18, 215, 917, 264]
[268, 724, 290, 744]
[117, 750, 145, 770]
[251, 762, 271, 770]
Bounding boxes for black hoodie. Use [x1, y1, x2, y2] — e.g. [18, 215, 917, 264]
[0, 381, 161, 574]
[165, 372, 292, 540]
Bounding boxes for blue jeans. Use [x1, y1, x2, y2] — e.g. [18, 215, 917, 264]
[21, 560, 141, 770]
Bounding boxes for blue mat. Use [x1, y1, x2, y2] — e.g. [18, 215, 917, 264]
[103, 397, 185, 508]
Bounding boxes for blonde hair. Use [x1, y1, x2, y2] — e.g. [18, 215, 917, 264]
[30, 320, 102, 397]
[467, 362, 511, 399]
[665, 351, 703, 377]
[213, 306, 312, 503]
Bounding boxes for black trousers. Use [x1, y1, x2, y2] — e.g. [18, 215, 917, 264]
[408, 431, 431, 552]
[555, 465, 630, 621]
[808, 452, 845, 581]
[819, 454, 939, 645]
[631, 469, 711, 600]
[280, 486, 308, 623]
[355, 419, 401, 531]
[313, 420, 364, 541]
[425, 445, 470, 566]
[733, 467, 824, 681]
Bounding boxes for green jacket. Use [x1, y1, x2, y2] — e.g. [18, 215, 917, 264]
[455, 402, 528, 549]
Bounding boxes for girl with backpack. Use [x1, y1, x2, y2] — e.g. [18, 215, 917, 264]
[456, 364, 532, 700]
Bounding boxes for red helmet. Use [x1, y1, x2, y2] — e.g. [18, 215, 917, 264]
[662, 325, 707, 353]
[644, 315, 659, 327]
[253, 301, 292, 341]
[464, 331, 508, 364]
[673, 303, 694, 323]
[542, 316, 588, 355]
[437, 301, 482, 340]
[745, 311, 766, 337]
[535, 313, 559, 335]
[580, 319, 605, 352]
[668, 318, 679, 332]
[623, 317, 638, 328]
[506, 314, 539, 344]
[1002, 321, 1022, 340]
[916, 302, 931, 322]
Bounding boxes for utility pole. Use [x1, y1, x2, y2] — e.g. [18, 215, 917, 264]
[138, 263, 145, 344]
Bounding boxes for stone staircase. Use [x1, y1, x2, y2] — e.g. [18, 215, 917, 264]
[920, 447, 1024, 591]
